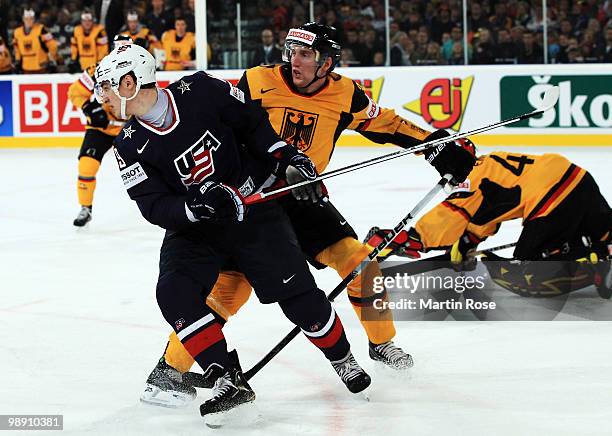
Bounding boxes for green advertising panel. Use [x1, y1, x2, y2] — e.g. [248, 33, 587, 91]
[500, 75, 612, 128]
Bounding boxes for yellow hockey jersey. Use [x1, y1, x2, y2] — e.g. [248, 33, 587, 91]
[67, 63, 124, 136]
[238, 64, 430, 173]
[415, 152, 587, 249]
[12, 23, 58, 73]
[160, 30, 195, 70]
[71, 24, 108, 70]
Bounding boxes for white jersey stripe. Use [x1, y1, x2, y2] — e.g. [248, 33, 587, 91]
[302, 307, 336, 338]
[177, 313, 215, 340]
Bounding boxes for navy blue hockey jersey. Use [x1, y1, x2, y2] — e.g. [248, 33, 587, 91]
[113, 71, 284, 230]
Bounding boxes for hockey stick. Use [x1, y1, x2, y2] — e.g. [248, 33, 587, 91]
[245, 86, 560, 205]
[382, 241, 519, 275]
[243, 174, 452, 380]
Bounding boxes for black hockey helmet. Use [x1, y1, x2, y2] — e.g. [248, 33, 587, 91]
[113, 34, 132, 49]
[283, 22, 342, 71]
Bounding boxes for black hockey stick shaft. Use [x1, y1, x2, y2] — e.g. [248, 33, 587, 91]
[245, 86, 560, 204]
[383, 241, 519, 275]
[243, 175, 452, 380]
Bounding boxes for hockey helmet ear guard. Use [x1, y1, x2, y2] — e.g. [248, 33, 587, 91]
[283, 23, 341, 71]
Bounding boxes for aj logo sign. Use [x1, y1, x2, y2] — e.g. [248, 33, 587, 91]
[403, 77, 474, 131]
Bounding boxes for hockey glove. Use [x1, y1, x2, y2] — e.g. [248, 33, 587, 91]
[273, 144, 325, 203]
[364, 227, 425, 261]
[448, 232, 480, 271]
[47, 60, 58, 74]
[423, 129, 476, 184]
[186, 181, 246, 222]
[68, 61, 81, 74]
[82, 100, 109, 129]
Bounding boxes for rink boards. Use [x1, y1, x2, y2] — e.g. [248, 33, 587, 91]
[0, 64, 611, 148]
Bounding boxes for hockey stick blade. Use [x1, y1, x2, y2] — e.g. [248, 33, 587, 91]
[243, 175, 451, 380]
[519, 86, 560, 120]
[244, 86, 560, 205]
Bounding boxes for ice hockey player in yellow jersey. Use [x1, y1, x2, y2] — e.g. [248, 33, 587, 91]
[12, 9, 59, 74]
[140, 23, 477, 408]
[69, 9, 108, 73]
[160, 17, 195, 70]
[67, 35, 131, 227]
[372, 135, 611, 299]
[118, 11, 161, 52]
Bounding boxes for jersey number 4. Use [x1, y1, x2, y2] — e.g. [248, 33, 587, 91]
[491, 154, 535, 176]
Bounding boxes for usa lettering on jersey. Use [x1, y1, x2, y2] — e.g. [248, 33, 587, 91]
[174, 130, 221, 186]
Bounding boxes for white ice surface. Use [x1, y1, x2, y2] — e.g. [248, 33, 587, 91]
[1, 146, 611, 435]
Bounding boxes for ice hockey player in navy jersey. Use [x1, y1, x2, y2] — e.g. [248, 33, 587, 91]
[95, 44, 371, 422]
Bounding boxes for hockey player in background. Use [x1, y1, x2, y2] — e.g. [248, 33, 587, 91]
[68, 34, 132, 227]
[12, 9, 60, 74]
[96, 43, 372, 420]
[142, 22, 476, 405]
[369, 135, 612, 299]
[68, 9, 108, 73]
[118, 10, 161, 53]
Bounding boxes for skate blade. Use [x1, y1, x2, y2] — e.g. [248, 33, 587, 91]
[360, 387, 371, 402]
[139, 384, 196, 408]
[204, 401, 261, 429]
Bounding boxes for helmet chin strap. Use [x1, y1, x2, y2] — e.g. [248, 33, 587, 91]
[296, 65, 327, 93]
[113, 82, 142, 119]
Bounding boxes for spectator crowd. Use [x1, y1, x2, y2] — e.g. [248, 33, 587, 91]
[0, 0, 611, 74]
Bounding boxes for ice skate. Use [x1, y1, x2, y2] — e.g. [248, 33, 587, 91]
[369, 340, 414, 370]
[200, 366, 256, 428]
[140, 358, 197, 408]
[73, 206, 92, 227]
[331, 351, 371, 394]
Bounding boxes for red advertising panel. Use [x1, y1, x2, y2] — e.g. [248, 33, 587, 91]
[57, 83, 86, 132]
[19, 84, 53, 133]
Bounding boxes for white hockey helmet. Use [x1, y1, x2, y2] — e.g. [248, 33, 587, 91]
[94, 44, 156, 119]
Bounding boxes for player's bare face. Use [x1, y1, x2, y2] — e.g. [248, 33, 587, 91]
[23, 17, 34, 29]
[290, 47, 321, 89]
[97, 79, 136, 118]
[82, 19, 93, 32]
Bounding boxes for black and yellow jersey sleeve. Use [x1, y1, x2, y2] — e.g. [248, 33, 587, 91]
[68, 63, 124, 137]
[415, 152, 587, 250]
[239, 65, 431, 173]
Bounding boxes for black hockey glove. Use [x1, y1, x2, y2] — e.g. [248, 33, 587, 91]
[68, 61, 81, 74]
[186, 181, 246, 222]
[47, 60, 57, 74]
[448, 232, 481, 271]
[273, 144, 326, 203]
[423, 129, 476, 184]
[82, 100, 109, 129]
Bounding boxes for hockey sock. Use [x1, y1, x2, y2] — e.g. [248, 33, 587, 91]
[164, 271, 253, 373]
[279, 289, 350, 362]
[316, 237, 396, 345]
[77, 156, 100, 207]
[157, 272, 231, 375]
